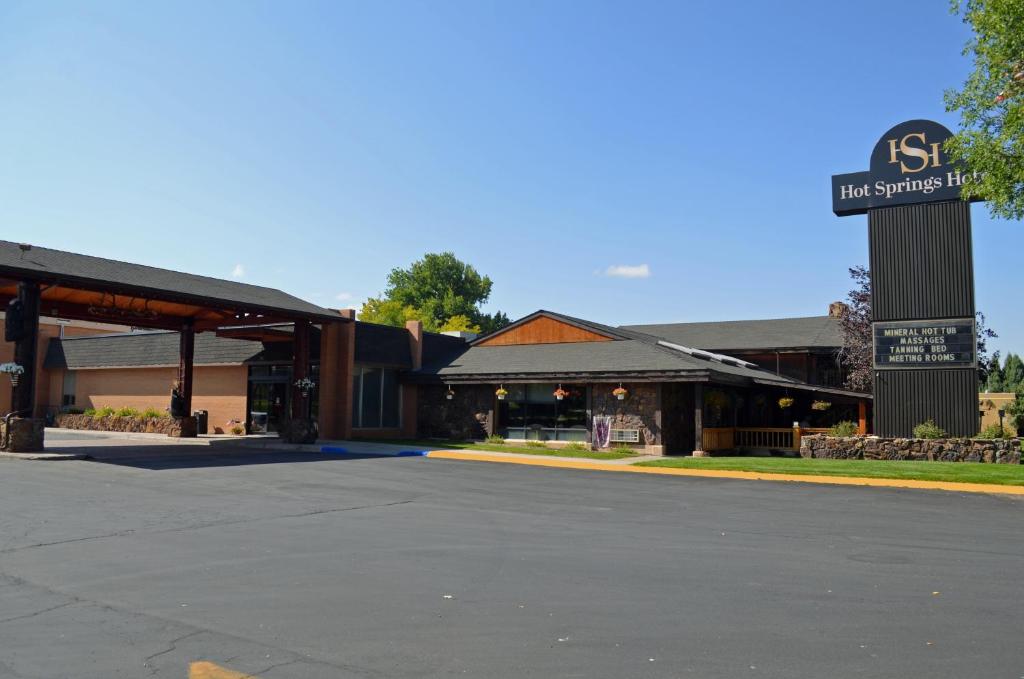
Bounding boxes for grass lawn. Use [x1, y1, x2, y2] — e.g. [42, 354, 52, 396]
[361, 439, 638, 460]
[634, 456, 1024, 486]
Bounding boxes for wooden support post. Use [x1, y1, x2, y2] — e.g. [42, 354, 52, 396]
[693, 383, 706, 457]
[858, 400, 868, 436]
[291, 319, 311, 421]
[10, 281, 40, 417]
[177, 319, 195, 416]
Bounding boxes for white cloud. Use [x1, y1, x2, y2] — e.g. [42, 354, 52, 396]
[604, 264, 650, 279]
[335, 291, 353, 301]
[231, 263, 245, 278]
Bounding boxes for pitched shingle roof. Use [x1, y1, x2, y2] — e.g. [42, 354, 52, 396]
[44, 331, 265, 369]
[0, 240, 339, 320]
[421, 335, 792, 383]
[621, 316, 843, 352]
[418, 310, 866, 399]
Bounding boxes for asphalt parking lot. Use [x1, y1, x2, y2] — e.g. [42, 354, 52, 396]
[1, 433, 1022, 678]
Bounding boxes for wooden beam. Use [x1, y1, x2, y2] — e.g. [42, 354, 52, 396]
[10, 282, 40, 417]
[291, 320, 311, 421]
[693, 383, 704, 456]
[178, 320, 195, 416]
[0, 294, 186, 331]
[0, 267, 333, 324]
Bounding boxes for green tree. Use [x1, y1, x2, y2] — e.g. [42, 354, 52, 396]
[359, 252, 509, 334]
[944, 0, 1024, 219]
[1002, 352, 1024, 390]
[983, 351, 1004, 391]
[1005, 383, 1024, 434]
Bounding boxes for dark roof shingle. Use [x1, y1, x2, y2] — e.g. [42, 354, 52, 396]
[0, 240, 338, 320]
[44, 332, 264, 370]
[621, 316, 843, 351]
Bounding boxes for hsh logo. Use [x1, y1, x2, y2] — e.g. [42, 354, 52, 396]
[886, 133, 942, 173]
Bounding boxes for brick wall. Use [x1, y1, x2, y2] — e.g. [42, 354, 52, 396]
[71, 365, 248, 434]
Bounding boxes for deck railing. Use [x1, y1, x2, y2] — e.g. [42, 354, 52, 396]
[701, 426, 830, 452]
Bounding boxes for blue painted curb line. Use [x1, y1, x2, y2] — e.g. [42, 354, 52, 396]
[319, 446, 429, 457]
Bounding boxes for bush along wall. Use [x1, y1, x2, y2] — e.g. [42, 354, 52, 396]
[800, 434, 1021, 464]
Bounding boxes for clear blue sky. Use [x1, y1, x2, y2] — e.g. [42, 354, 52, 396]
[0, 2, 1018, 354]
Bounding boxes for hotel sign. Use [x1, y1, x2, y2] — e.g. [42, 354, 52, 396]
[873, 319, 976, 370]
[831, 119, 983, 216]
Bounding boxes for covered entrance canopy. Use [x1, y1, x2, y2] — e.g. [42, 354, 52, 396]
[0, 240, 346, 446]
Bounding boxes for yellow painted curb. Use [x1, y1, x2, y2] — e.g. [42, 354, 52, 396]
[189, 661, 257, 679]
[425, 451, 1024, 496]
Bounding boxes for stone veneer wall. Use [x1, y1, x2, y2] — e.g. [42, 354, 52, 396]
[801, 434, 1021, 464]
[0, 418, 45, 452]
[417, 384, 492, 440]
[591, 383, 660, 448]
[55, 413, 198, 437]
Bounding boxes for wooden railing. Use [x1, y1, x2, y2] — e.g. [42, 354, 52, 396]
[735, 427, 794, 450]
[702, 426, 825, 452]
[702, 428, 735, 451]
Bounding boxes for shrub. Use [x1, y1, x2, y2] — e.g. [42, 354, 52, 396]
[913, 419, 947, 439]
[485, 434, 505, 445]
[114, 406, 141, 418]
[230, 425, 245, 436]
[92, 406, 116, 418]
[976, 422, 1012, 439]
[525, 440, 547, 448]
[828, 420, 858, 437]
[141, 407, 165, 419]
[82, 408, 96, 417]
[562, 441, 590, 451]
[611, 443, 636, 454]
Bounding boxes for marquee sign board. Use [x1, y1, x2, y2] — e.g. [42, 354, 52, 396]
[873, 319, 976, 370]
[831, 119, 983, 216]
[832, 117, 981, 437]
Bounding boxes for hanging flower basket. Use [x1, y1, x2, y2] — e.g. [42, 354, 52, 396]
[495, 387, 508, 400]
[294, 377, 316, 398]
[811, 400, 832, 411]
[0, 362, 25, 388]
[553, 386, 568, 401]
[778, 397, 794, 409]
[612, 386, 628, 401]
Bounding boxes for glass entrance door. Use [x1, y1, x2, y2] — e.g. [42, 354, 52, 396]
[249, 381, 289, 433]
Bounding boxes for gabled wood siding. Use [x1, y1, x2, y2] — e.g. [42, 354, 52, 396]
[476, 316, 614, 347]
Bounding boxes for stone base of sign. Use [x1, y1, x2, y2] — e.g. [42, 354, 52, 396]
[801, 434, 1021, 464]
[692, 449, 710, 458]
[0, 417, 45, 453]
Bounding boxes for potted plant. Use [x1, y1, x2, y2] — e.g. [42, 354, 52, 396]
[0, 362, 25, 387]
[612, 385, 628, 401]
[294, 377, 316, 398]
[811, 400, 832, 411]
[778, 396, 794, 409]
[495, 386, 508, 401]
[553, 385, 568, 401]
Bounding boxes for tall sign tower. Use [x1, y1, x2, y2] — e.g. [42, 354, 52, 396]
[832, 119, 983, 437]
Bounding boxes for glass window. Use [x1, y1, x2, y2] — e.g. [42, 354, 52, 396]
[61, 371, 77, 407]
[381, 369, 400, 428]
[498, 384, 587, 437]
[360, 367, 382, 428]
[352, 366, 401, 429]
